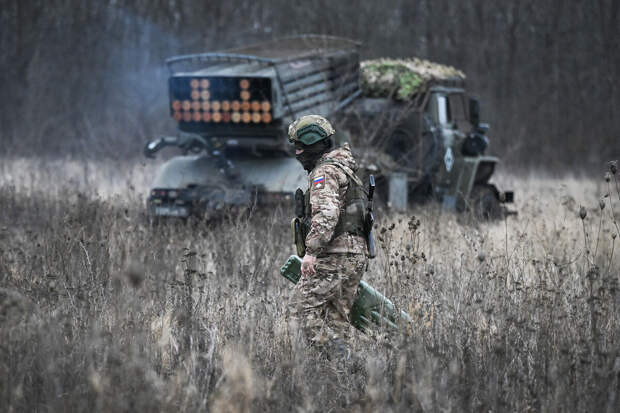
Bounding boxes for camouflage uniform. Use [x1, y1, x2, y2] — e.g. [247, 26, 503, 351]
[290, 143, 368, 345]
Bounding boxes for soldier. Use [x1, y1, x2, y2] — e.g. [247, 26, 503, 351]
[287, 115, 368, 350]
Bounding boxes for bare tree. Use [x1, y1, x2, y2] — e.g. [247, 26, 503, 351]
[0, 0, 618, 169]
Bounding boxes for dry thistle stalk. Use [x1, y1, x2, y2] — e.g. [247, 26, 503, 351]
[579, 206, 587, 220]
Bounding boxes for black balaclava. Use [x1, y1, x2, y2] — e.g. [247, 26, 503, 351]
[296, 139, 332, 171]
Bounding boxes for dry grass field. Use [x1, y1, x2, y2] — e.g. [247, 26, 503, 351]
[1, 157, 619, 412]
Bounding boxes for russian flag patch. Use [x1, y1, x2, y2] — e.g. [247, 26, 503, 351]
[313, 175, 325, 189]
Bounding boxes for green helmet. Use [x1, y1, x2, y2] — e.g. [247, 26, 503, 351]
[288, 115, 335, 145]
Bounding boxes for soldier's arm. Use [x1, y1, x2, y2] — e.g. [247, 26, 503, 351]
[305, 165, 345, 257]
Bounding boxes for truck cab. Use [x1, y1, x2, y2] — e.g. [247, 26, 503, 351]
[427, 87, 510, 215]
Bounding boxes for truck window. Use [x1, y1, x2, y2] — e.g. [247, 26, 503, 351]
[448, 94, 466, 121]
[448, 94, 471, 132]
[437, 95, 450, 125]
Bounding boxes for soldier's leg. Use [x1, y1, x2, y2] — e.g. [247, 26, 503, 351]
[289, 254, 351, 345]
[330, 253, 367, 323]
[322, 253, 367, 341]
[291, 253, 368, 345]
[288, 258, 332, 345]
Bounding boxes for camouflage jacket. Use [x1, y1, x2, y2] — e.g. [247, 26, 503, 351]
[305, 143, 367, 256]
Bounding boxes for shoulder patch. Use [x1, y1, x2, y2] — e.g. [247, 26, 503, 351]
[312, 175, 325, 189]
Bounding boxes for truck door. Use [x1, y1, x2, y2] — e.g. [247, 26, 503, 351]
[431, 92, 470, 208]
[434, 94, 456, 172]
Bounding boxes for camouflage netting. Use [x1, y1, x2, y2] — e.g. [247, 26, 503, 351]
[360, 58, 466, 100]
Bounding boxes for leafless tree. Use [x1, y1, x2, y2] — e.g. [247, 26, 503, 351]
[0, 0, 618, 169]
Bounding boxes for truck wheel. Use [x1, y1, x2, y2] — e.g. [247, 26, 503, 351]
[470, 184, 503, 220]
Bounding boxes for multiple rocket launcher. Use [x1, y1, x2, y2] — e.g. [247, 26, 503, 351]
[164, 36, 362, 146]
[169, 76, 273, 125]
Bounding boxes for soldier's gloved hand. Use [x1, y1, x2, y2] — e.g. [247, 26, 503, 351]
[301, 254, 317, 277]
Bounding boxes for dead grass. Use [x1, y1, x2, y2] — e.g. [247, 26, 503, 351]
[1, 157, 619, 412]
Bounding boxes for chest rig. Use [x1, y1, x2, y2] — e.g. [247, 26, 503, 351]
[300, 160, 367, 244]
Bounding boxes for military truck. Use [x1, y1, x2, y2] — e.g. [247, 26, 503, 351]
[144, 35, 513, 218]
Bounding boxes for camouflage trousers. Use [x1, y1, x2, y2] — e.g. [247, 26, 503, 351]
[289, 252, 367, 345]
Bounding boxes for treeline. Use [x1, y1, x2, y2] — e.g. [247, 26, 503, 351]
[1, 0, 618, 171]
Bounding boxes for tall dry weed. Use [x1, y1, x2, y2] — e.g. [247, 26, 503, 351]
[0, 158, 619, 411]
[210, 346, 256, 413]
